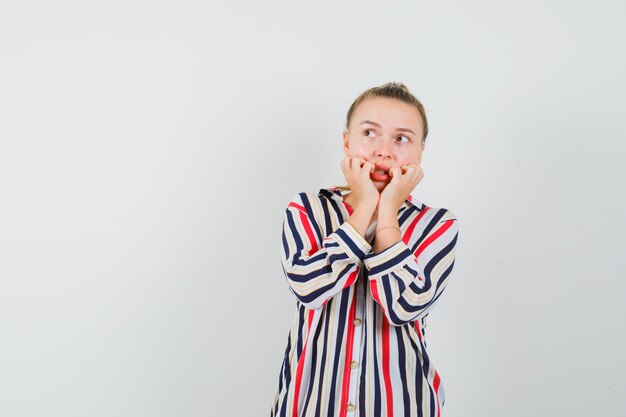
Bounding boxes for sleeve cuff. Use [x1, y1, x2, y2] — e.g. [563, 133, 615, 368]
[325, 221, 372, 265]
[364, 240, 414, 278]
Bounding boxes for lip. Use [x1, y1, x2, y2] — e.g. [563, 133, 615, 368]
[371, 163, 392, 182]
[373, 163, 391, 173]
[370, 171, 390, 182]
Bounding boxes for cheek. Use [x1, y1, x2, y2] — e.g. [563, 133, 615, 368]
[348, 145, 369, 158]
[398, 156, 415, 166]
[397, 148, 421, 165]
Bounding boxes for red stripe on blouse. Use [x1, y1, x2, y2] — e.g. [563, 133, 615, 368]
[288, 202, 306, 213]
[381, 316, 394, 417]
[342, 268, 359, 289]
[369, 280, 383, 311]
[414, 219, 455, 258]
[402, 206, 430, 244]
[288, 202, 319, 256]
[339, 294, 357, 417]
[433, 369, 442, 417]
[414, 320, 423, 342]
[291, 309, 315, 417]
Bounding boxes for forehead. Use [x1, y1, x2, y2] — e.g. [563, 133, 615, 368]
[351, 97, 423, 131]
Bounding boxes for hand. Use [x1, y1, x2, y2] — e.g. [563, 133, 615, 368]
[340, 156, 380, 210]
[379, 162, 424, 213]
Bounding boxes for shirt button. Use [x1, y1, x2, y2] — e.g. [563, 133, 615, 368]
[350, 360, 359, 369]
[346, 403, 355, 412]
[353, 318, 362, 326]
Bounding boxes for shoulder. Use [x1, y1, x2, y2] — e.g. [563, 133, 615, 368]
[430, 207, 459, 239]
[283, 189, 331, 217]
[282, 190, 341, 239]
[285, 187, 342, 211]
[429, 206, 458, 226]
[404, 200, 458, 229]
[401, 204, 459, 249]
[437, 208, 457, 223]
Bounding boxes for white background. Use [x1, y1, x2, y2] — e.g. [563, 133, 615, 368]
[1, 1, 625, 416]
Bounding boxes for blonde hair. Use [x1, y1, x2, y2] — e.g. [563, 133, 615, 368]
[335, 82, 428, 193]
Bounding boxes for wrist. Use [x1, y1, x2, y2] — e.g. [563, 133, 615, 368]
[354, 200, 377, 214]
[376, 225, 401, 235]
[378, 200, 400, 214]
[373, 226, 402, 253]
[376, 206, 399, 222]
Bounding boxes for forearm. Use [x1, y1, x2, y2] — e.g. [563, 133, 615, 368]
[373, 206, 401, 253]
[282, 192, 374, 309]
[347, 202, 377, 239]
[364, 211, 459, 326]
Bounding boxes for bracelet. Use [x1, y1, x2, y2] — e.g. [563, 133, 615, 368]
[376, 226, 401, 234]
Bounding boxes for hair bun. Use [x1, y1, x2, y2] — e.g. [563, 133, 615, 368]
[390, 81, 409, 91]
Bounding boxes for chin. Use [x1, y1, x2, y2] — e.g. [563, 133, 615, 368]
[374, 181, 388, 192]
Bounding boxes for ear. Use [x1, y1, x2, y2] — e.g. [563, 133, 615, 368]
[342, 131, 351, 156]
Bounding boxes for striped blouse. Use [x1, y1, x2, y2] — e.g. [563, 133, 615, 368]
[270, 186, 459, 417]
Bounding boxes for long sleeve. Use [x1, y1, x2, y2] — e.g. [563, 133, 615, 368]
[280, 192, 373, 310]
[363, 209, 459, 326]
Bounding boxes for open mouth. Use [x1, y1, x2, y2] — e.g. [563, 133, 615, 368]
[373, 163, 391, 175]
[371, 164, 391, 181]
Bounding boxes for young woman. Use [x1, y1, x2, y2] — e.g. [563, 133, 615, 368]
[271, 82, 460, 417]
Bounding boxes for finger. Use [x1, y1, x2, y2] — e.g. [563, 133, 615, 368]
[348, 156, 356, 171]
[340, 156, 350, 173]
[342, 157, 356, 180]
[339, 158, 350, 175]
[354, 158, 370, 175]
[389, 166, 402, 181]
[350, 156, 363, 170]
[356, 157, 367, 170]
[393, 165, 410, 177]
[403, 164, 420, 177]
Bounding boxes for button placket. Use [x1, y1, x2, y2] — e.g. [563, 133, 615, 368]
[346, 274, 365, 412]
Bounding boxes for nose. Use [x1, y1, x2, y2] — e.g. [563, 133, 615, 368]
[376, 136, 393, 159]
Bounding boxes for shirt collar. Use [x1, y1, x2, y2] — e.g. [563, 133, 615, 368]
[321, 186, 424, 212]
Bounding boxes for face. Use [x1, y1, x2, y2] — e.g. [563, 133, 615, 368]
[343, 97, 425, 192]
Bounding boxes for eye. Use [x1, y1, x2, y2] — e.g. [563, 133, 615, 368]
[397, 135, 410, 143]
[364, 129, 377, 138]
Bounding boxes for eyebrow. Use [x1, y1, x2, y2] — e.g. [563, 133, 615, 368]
[359, 120, 416, 135]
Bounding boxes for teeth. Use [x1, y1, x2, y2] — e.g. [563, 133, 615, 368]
[374, 169, 387, 174]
